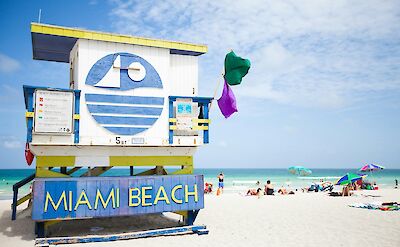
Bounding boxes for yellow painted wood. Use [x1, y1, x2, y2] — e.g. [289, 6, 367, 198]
[169, 118, 177, 123]
[73, 114, 80, 120]
[109, 156, 193, 166]
[15, 193, 31, 206]
[31, 23, 207, 53]
[174, 211, 188, 218]
[36, 156, 75, 167]
[135, 168, 156, 176]
[170, 166, 193, 175]
[80, 167, 112, 177]
[44, 220, 62, 229]
[192, 126, 209, 131]
[66, 167, 82, 175]
[169, 126, 177, 130]
[25, 112, 34, 118]
[192, 119, 211, 124]
[36, 168, 70, 178]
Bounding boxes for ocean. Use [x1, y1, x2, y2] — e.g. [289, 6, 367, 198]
[1, 168, 399, 199]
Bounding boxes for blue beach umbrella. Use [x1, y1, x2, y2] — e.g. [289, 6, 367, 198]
[336, 173, 363, 185]
[288, 166, 312, 176]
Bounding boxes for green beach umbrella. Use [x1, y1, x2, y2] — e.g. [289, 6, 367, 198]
[336, 173, 363, 185]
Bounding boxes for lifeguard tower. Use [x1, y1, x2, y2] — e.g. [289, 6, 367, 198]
[12, 23, 212, 244]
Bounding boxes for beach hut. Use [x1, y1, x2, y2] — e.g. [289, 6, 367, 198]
[12, 23, 211, 243]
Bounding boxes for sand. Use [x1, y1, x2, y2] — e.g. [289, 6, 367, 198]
[0, 189, 399, 247]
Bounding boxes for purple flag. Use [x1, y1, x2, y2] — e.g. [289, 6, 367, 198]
[217, 80, 238, 118]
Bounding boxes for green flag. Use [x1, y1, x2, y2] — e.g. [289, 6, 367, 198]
[224, 51, 251, 86]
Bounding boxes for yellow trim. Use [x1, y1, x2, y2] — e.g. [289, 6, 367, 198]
[135, 168, 156, 176]
[170, 166, 194, 175]
[109, 156, 193, 167]
[192, 126, 209, 131]
[73, 114, 80, 120]
[36, 156, 76, 167]
[81, 167, 112, 177]
[25, 112, 34, 118]
[31, 23, 207, 53]
[169, 118, 177, 123]
[36, 168, 70, 178]
[192, 119, 211, 124]
[174, 211, 188, 218]
[169, 126, 177, 130]
[15, 193, 31, 206]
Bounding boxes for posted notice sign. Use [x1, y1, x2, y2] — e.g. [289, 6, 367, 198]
[34, 89, 74, 134]
[32, 175, 204, 221]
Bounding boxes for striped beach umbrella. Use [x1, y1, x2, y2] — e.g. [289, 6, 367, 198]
[336, 173, 363, 185]
[359, 164, 385, 172]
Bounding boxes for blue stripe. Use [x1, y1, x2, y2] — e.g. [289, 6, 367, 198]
[85, 94, 164, 105]
[104, 127, 148, 135]
[93, 116, 158, 125]
[87, 105, 163, 115]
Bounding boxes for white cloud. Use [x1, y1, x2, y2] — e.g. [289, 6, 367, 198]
[0, 53, 20, 73]
[109, 0, 400, 108]
[0, 136, 24, 149]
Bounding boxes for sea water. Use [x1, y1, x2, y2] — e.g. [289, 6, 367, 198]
[1, 168, 399, 199]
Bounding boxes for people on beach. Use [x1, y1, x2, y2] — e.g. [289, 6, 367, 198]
[264, 180, 274, 195]
[277, 186, 287, 195]
[217, 172, 224, 195]
[395, 179, 398, 189]
[204, 182, 213, 194]
[342, 184, 353, 196]
[247, 188, 262, 198]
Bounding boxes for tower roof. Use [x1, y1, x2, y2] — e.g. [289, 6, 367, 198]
[31, 23, 208, 63]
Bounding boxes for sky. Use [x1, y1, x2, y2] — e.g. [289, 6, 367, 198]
[0, 0, 399, 169]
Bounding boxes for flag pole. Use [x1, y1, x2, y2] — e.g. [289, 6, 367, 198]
[209, 72, 224, 109]
[209, 49, 232, 109]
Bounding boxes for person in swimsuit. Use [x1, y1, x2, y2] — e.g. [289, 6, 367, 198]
[217, 172, 224, 193]
[264, 180, 274, 195]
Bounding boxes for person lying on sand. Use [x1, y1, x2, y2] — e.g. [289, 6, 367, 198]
[247, 188, 262, 198]
[278, 187, 288, 195]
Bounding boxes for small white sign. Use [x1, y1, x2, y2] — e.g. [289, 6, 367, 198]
[176, 98, 195, 131]
[34, 90, 74, 134]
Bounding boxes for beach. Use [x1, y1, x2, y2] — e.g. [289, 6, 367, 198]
[1, 188, 399, 247]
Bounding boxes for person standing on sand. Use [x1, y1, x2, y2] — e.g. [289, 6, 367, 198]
[395, 179, 398, 189]
[217, 172, 224, 194]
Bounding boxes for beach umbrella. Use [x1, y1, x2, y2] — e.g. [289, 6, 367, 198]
[336, 173, 363, 185]
[359, 164, 385, 172]
[288, 166, 312, 176]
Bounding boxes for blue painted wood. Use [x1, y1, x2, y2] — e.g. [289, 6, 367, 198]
[203, 103, 209, 144]
[85, 94, 164, 105]
[92, 115, 158, 125]
[27, 89, 34, 142]
[31, 175, 204, 221]
[169, 99, 173, 144]
[86, 104, 163, 115]
[104, 127, 148, 136]
[74, 91, 80, 143]
[85, 53, 163, 90]
[169, 96, 213, 104]
[35, 225, 208, 245]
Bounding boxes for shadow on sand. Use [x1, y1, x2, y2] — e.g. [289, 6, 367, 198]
[0, 203, 183, 239]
